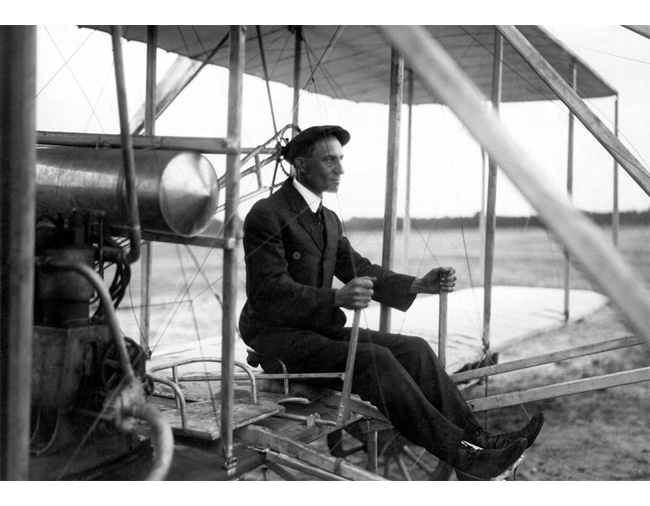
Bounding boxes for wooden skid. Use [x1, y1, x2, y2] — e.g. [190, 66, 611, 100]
[467, 367, 650, 412]
[162, 398, 284, 440]
[452, 334, 645, 383]
[236, 425, 386, 481]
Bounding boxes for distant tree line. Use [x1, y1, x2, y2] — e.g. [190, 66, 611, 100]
[344, 208, 650, 231]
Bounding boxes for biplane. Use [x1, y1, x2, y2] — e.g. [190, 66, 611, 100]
[1, 24, 649, 482]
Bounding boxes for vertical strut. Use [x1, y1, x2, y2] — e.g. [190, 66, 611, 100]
[0, 25, 37, 481]
[482, 28, 503, 350]
[380, 47, 403, 333]
[221, 25, 245, 475]
[140, 25, 158, 351]
[612, 95, 620, 246]
[292, 26, 303, 135]
[564, 60, 578, 321]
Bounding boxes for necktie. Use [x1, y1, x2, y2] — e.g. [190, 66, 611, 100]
[315, 205, 324, 232]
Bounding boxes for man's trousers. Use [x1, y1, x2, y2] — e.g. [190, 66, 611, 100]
[252, 327, 480, 463]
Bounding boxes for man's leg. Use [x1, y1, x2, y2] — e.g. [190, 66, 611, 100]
[287, 332, 466, 462]
[358, 330, 482, 434]
[357, 330, 543, 451]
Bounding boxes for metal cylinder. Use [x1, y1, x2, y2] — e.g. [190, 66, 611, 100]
[36, 147, 219, 237]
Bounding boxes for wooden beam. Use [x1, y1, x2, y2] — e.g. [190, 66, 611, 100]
[497, 25, 650, 197]
[467, 367, 650, 412]
[291, 26, 302, 134]
[265, 450, 348, 481]
[236, 425, 386, 480]
[483, 29, 503, 349]
[221, 25, 245, 476]
[140, 25, 157, 352]
[37, 131, 239, 154]
[623, 25, 650, 40]
[337, 309, 361, 425]
[0, 25, 36, 481]
[612, 96, 620, 246]
[130, 56, 202, 134]
[376, 26, 650, 345]
[564, 60, 578, 321]
[380, 47, 403, 332]
[438, 292, 448, 369]
[452, 334, 645, 384]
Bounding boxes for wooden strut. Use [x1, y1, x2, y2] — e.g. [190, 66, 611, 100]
[336, 309, 362, 425]
[467, 367, 650, 413]
[379, 47, 403, 333]
[377, 26, 650, 345]
[482, 28, 503, 350]
[236, 425, 386, 481]
[221, 25, 245, 476]
[451, 334, 646, 384]
[0, 25, 37, 481]
[140, 25, 157, 354]
[496, 25, 650, 197]
[438, 292, 448, 369]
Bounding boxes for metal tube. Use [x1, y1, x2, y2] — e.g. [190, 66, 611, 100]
[379, 47, 403, 333]
[0, 25, 37, 481]
[123, 402, 174, 481]
[482, 29, 503, 350]
[112, 25, 141, 264]
[150, 375, 187, 427]
[221, 25, 245, 475]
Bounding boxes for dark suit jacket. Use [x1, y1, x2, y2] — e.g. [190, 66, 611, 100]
[239, 178, 417, 363]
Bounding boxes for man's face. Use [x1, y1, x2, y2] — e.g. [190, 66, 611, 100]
[295, 136, 345, 196]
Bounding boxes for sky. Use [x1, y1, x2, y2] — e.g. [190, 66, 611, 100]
[29, 15, 650, 221]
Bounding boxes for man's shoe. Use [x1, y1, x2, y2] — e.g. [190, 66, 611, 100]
[469, 412, 544, 450]
[452, 438, 527, 481]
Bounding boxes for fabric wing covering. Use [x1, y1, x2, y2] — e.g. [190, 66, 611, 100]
[80, 25, 616, 105]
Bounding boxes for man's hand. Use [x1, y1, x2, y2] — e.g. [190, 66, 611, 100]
[409, 267, 456, 295]
[335, 276, 377, 310]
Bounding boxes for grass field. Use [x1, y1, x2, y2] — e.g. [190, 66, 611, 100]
[117, 223, 648, 358]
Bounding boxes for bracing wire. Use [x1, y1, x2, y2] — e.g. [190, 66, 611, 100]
[42, 26, 108, 133]
[256, 26, 279, 135]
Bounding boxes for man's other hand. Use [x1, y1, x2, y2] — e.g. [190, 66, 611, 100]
[409, 267, 456, 295]
[335, 276, 377, 310]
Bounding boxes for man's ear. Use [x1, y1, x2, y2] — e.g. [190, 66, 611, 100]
[294, 157, 305, 174]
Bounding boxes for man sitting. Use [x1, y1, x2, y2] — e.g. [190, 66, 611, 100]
[238, 125, 543, 480]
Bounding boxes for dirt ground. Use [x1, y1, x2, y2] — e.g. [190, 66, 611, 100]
[475, 303, 650, 481]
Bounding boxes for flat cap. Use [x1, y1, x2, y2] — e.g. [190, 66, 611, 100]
[283, 125, 350, 165]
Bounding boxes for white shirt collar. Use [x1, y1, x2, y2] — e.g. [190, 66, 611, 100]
[293, 178, 322, 213]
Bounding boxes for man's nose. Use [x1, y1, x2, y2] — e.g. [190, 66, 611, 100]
[333, 159, 344, 174]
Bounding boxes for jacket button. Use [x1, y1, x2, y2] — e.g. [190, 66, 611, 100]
[292, 251, 301, 260]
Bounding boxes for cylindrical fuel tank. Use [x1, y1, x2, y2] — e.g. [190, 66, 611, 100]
[36, 146, 219, 237]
